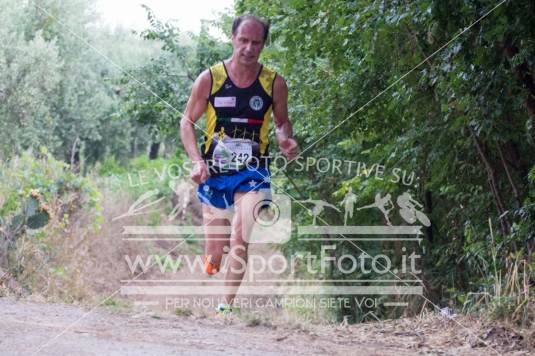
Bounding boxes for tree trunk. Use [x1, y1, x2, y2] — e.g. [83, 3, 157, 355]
[149, 142, 160, 160]
[70, 136, 80, 173]
[497, 143, 521, 207]
[469, 127, 511, 235]
[132, 136, 138, 157]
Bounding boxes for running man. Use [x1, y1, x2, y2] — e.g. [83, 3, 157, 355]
[180, 15, 299, 313]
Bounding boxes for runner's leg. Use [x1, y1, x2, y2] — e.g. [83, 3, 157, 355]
[223, 190, 264, 305]
[202, 204, 232, 274]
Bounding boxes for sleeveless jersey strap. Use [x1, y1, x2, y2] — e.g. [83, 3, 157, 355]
[258, 65, 277, 97]
[209, 62, 227, 95]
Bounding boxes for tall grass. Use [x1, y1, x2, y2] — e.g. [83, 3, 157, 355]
[461, 218, 533, 327]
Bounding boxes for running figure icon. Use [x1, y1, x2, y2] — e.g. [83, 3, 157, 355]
[340, 187, 358, 225]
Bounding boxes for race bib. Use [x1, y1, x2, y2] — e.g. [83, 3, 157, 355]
[225, 140, 252, 164]
[212, 139, 252, 170]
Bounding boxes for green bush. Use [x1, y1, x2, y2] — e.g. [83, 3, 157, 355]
[95, 153, 189, 203]
[95, 155, 128, 176]
[0, 148, 103, 267]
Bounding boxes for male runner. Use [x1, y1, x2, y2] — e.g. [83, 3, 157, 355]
[180, 15, 299, 313]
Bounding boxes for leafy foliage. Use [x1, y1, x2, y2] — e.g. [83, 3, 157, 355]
[236, 0, 534, 323]
[0, 149, 102, 270]
[0, 0, 164, 165]
[116, 6, 232, 142]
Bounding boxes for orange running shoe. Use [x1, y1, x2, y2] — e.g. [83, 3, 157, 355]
[204, 255, 220, 275]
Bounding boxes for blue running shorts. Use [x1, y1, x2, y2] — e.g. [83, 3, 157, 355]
[197, 167, 271, 209]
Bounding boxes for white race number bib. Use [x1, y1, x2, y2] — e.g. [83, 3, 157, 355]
[212, 138, 252, 170]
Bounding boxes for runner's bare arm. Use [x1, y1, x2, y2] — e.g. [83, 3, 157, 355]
[180, 70, 211, 183]
[180, 70, 210, 161]
[272, 75, 299, 160]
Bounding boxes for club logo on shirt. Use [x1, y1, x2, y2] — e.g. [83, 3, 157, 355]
[249, 96, 263, 111]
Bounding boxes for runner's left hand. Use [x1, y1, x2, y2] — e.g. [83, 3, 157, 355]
[279, 137, 299, 161]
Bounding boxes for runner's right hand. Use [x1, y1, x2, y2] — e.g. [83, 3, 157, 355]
[191, 161, 209, 184]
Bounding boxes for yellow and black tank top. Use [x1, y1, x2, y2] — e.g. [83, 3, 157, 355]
[201, 61, 277, 175]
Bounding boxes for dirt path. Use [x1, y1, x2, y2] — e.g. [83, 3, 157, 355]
[1, 297, 532, 355]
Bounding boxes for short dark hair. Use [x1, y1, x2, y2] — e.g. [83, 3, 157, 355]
[232, 15, 270, 42]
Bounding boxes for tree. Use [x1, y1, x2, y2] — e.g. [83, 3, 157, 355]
[117, 6, 232, 160]
[236, 0, 535, 320]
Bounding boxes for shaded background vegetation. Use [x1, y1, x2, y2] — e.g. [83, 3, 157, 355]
[0, 0, 533, 326]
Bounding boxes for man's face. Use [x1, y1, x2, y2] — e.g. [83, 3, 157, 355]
[231, 20, 265, 66]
